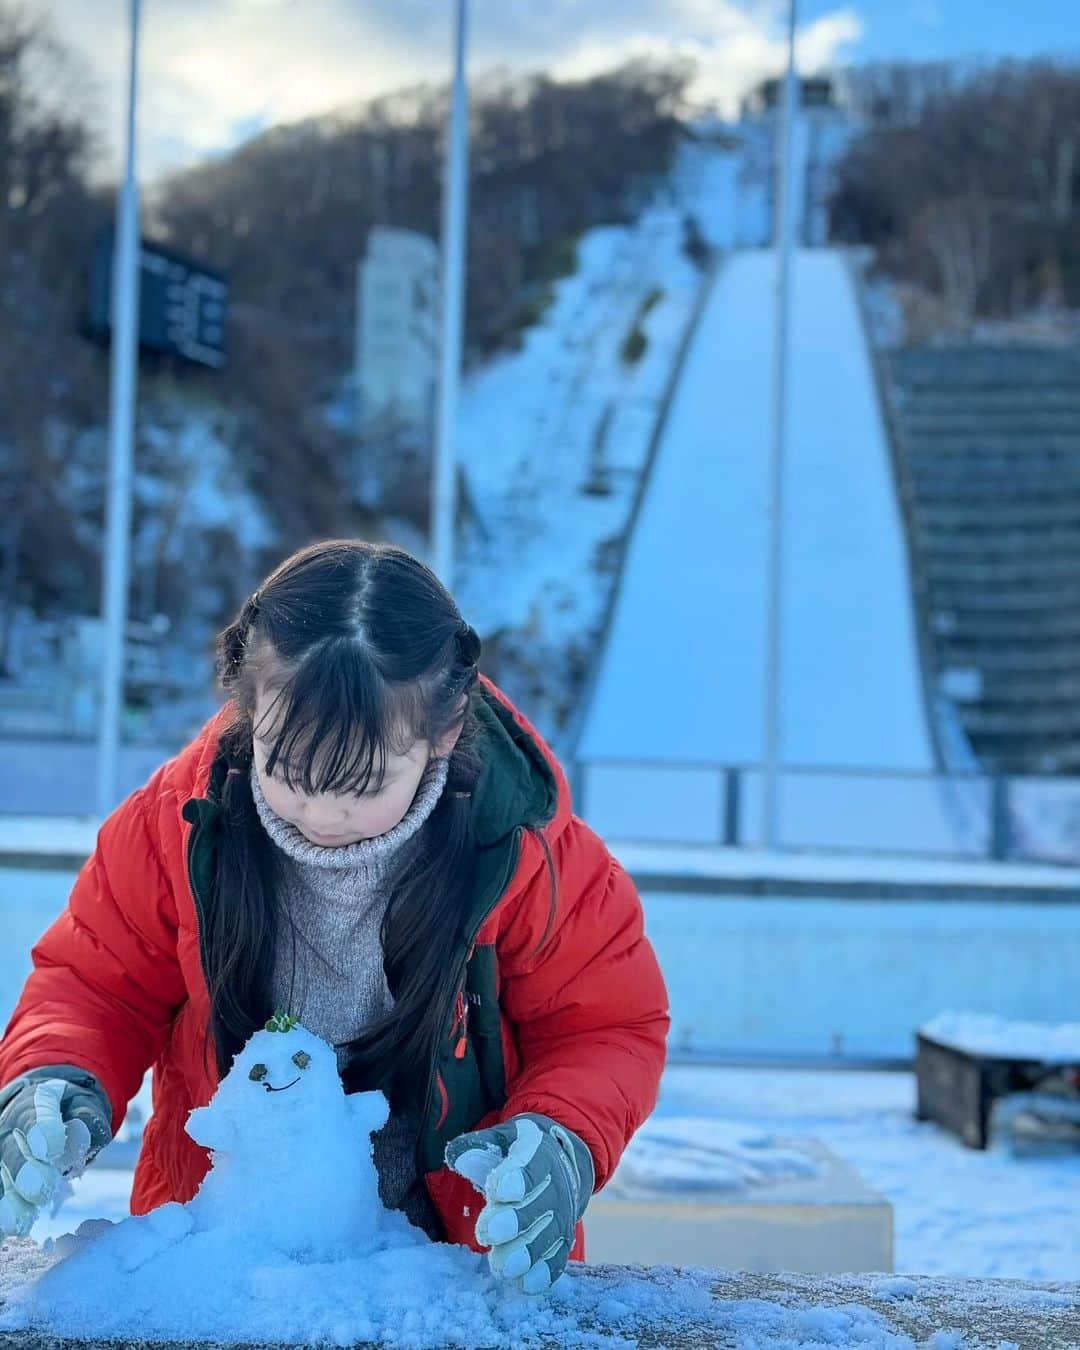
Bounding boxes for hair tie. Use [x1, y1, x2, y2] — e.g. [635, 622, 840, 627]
[457, 622, 481, 665]
[242, 589, 262, 632]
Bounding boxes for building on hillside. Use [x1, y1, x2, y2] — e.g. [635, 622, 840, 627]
[352, 227, 440, 513]
[354, 227, 439, 441]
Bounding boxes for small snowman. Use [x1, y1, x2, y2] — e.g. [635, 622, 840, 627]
[185, 1011, 390, 1260]
[1, 1016, 406, 1342]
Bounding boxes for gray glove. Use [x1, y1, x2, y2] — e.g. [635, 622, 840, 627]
[0, 1064, 113, 1237]
[445, 1112, 594, 1295]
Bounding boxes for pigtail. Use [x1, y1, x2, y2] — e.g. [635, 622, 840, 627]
[456, 622, 482, 667]
[215, 592, 260, 691]
[198, 720, 281, 1078]
[200, 591, 280, 1077]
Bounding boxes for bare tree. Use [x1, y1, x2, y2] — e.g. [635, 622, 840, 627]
[916, 195, 995, 328]
[1, 7, 695, 640]
[830, 60, 1080, 320]
[0, 3, 108, 642]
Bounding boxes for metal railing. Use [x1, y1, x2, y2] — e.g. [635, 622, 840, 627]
[574, 755, 1080, 866]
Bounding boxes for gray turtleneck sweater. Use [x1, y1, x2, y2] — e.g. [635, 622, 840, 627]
[250, 755, 450, 1238]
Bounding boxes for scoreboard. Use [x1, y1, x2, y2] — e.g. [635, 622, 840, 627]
[87, 230, 228, 370]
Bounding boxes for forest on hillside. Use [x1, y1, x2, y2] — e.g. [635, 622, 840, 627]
[831, 60, 1080, 327]
[0, 1, 689, 641]
[3, 0, 1078, 652]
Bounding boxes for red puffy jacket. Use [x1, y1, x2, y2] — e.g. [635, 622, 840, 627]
[0, 678, 668, 1256]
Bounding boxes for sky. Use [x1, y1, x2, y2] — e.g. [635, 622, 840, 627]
[34, 0, 1080, 181]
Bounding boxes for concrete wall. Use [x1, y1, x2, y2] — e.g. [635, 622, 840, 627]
[644, 889, 1080, 1061]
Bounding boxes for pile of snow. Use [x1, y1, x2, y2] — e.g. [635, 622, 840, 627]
[2, 1233, 1011, 1350]
[4, 1036, 1077, 1341]
[920, 1013, 1080, 1064]
[608, 1116, 821, 1197]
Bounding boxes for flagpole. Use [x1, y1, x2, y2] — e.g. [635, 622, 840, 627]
[762, 0, 798, 850]
[97, 0, 142, 816]
[431, 0, 469, 585]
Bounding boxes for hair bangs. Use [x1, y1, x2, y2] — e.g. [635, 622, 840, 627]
[253, 640, 429, 798]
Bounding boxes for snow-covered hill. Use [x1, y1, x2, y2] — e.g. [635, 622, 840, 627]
[455, 199, 713, 742]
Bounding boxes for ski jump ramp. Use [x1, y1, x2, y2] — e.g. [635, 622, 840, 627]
[575, 249, 963, 855]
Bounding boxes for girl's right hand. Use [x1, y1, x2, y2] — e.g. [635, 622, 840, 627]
[0, 1065, 112, 1237]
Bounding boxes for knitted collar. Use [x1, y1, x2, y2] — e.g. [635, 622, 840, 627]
[249, 755, 450, 873]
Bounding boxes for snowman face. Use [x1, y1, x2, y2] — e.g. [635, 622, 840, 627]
[185, 1023, 347, 1160]
[223, 1026, 342, 1115]
[248, 1049, 311, 1093]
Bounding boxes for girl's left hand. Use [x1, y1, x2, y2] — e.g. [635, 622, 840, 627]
[445, 1113, 594, 1294]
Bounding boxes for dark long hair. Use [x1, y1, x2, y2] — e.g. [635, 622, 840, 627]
[206, 539, 483, 1108]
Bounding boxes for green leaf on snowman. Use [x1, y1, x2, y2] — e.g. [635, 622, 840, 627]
[265, 1009, 298, 1033]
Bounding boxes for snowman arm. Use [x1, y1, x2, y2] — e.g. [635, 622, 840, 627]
[185, 1102, 236, 1152]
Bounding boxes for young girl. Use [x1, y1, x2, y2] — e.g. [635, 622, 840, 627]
[0, 540, 668, 1294]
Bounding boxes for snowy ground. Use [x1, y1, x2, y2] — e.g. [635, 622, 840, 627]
[655, 1065, 1080, 1284]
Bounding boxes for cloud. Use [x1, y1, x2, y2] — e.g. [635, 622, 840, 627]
[40, 0, 864, 180]
[796, 11, 864, 74]
[551, 4, 863, 115]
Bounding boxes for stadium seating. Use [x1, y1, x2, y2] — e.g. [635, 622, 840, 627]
[884, 347, 1080, 773]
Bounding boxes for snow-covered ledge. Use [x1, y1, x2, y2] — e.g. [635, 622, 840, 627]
[1, 1248, 1077, 1348]
[3, 1029, 1075, 1348]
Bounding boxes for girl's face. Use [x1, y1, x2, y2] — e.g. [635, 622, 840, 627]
[253, 734, 432, 846]
[251, 689, 459, 846]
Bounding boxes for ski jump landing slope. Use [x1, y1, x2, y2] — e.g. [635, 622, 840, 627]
[576, 249, 954, 852]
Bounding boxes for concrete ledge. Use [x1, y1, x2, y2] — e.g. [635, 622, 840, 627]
[587, 1138, 893, 1274]
[2, 1260, 1078, 1348]
[6, 824, 1080, 893]
[613, 842, 1080, 902]
[0, 818, 98, 872]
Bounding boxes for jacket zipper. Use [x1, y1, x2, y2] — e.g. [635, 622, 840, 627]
[183, 801, 213, 999]
[452, 991, 469, 1060]
[434, 1072, 450, 1130]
